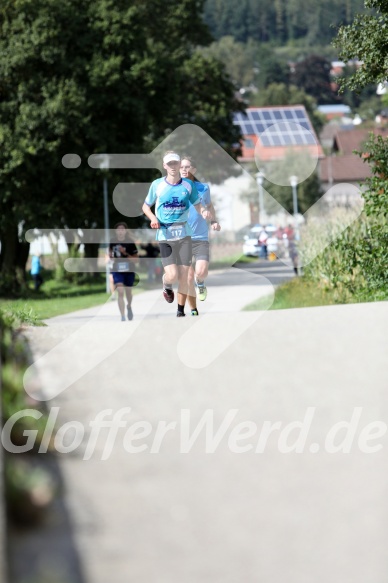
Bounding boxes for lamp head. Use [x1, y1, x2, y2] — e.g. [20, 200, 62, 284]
[255, 171, 265, 185]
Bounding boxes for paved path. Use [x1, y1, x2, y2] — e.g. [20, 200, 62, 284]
[8, 266, 388, 583]
[45, 261, 288, 326]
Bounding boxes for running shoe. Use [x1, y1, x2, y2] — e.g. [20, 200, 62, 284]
[163, 287, 174, 303]
[127, 306, 133, 320]
[176, 311, 185, 317]
[195, 281, 207, 301]
[121, 315, 126, 322]
[191, 308, 199, 316]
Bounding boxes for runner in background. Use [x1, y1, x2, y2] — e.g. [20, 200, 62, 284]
[107, 222, 138, 321]
[180, 156, 221, 316]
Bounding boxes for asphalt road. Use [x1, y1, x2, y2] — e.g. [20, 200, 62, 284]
[230, 257, 296, 286]
[8, 265, 388, 583]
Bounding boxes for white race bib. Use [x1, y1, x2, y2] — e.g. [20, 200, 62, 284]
[116, 261, 130, 272]
[165, 223, 185, 241]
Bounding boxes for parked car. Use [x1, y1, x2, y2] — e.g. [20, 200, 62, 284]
[242, 225, 264, 257]
[242, 224, 281, 258]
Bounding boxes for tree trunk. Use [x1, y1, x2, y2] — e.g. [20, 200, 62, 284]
[83, 242, 100, 276]
[0, 222, 29, 295]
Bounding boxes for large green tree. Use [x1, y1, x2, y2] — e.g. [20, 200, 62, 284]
[326, 0, 388, 299]
[291, 55, 337, 105]
[333, 0, 388, 92]
[333, 0, 388, 207]
[0, 0, 242, 294]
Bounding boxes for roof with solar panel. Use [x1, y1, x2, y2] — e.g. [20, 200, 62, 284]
[233, 106, 325, 161]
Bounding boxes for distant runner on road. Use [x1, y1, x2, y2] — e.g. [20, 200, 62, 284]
[107, 222, 138, 321]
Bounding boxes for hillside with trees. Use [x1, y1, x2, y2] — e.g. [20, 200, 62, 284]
[199, 1, 377, 113]
[203, 0, 367, 45]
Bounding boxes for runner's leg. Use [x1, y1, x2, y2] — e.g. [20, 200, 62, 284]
[177, 265, 190, 306]
[176, 237, 192, 312]
[116, 284, 125, 318]
[193, 241, 209, 302]
[125, 287, 133, 319]
[187, 265, 197, 311]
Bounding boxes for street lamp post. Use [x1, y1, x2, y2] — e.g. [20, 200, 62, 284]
[289, 175, 299, 241]
[96, 154, 111, 293]
[255, 171, 265, 225]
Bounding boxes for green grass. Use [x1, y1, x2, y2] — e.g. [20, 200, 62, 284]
[0, 294, 109, 321]
[244, 277, 340, 311]
[0, 271, 155, 321]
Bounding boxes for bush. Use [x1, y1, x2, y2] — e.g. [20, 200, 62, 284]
[1, 308, 57, 525]
[302, 213, 388, 302]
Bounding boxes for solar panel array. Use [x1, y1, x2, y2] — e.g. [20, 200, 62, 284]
[233, 107, 317, 147]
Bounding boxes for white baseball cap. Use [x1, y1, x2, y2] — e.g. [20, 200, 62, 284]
[163, 152, 180, 164]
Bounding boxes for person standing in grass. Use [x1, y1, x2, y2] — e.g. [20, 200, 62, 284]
[30, 253, 43, 291]
[107, 222, 138, 321]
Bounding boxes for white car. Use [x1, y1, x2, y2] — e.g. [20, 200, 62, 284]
[242, 225, 264, 257]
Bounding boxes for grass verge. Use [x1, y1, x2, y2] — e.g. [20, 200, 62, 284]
[0, 293, 109, 321]
[244, 277, 348, 311]
[0, 271, 157, 320]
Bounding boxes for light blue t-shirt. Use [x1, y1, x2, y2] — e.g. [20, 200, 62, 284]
[30, 255, 41, 275]
[187, 182, 211, 241]
[144, 177, 200, 242]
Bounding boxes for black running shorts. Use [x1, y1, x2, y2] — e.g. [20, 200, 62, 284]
[159, 237, 192, 267]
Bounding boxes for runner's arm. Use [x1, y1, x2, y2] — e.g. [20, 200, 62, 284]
[202, 203, 221, 230]
[196, 202, 212, 220]
[128, 250, 139, 265]
[201, 202, 216, 220]
[118, 245, 139, 264]
[142, 202, 160, 229]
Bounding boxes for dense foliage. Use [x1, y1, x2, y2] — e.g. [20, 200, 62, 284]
[203, 0, 366, 45]
[334, 0, 388, 92]
[302, 0, 388, 301]
[0, 0, 242, 294]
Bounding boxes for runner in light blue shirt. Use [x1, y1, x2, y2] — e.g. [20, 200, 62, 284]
[144, 176, 200, 242]
[187, 181, 212, 241]
[142, 151, 209, 312]
[180, 156, 221, 315]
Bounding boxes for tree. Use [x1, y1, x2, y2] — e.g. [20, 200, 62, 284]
[198, 37, 289, 91]
[198, 36, 257, 88]
[203, 0, 367, 45]
[333, 0, 388, 92]
[240, 158, 322, 217]
[291, 55, 337, 105]
[0, 0, 242, 294]
[259, 150, 322, 215]
[327, 0, 388, 299]
[256, 51, 290, 89]
[333, 0, 388, 197]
